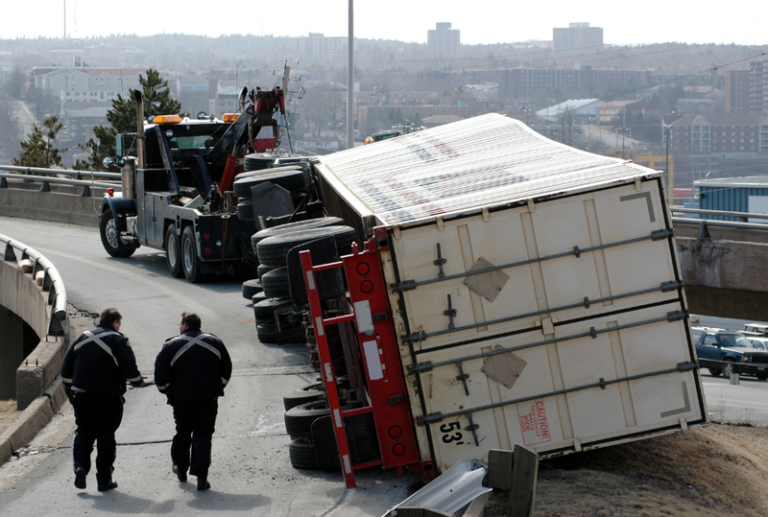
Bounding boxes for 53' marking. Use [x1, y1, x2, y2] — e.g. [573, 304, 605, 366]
[439, 421, 464, 444]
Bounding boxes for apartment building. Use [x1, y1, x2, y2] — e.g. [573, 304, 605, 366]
[428, 23, 461, 55]
[665, 113, 768, 157]
[289, 33, 347, 62]
[553, 23, 603, 53]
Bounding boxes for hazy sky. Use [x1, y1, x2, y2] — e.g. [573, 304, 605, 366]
[0, 1, 765, 46]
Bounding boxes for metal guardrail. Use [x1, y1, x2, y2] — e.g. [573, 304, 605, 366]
[671, 207, 768, 223]
[0, 233, 67, 336]
[0, 164, 120, 180]
[0, 171, 119, 197]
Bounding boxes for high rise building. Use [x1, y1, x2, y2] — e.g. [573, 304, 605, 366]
[428, 23, 461, 55]
[725, 70, 750, 114]
[553, 23, 603, 53]
[751, 60, 768, 114]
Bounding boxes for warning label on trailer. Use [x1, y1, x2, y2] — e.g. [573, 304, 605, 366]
[517, 398, 551, 446]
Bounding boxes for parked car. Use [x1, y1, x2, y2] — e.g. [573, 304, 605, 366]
[693, 328, 768, 380]
[741, 323, 768, 337]
[745, 336, 768, 351]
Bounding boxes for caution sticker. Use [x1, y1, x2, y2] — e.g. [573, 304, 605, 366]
[517, 398, 551, 446]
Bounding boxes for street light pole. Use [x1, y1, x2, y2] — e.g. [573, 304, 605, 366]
[346, 0, 354, 149]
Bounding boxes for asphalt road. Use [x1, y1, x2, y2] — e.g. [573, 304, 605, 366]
[0, 216, 420, 517]
[700, 372, 768, 426]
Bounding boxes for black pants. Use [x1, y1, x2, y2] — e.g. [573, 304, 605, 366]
[171, 398, 218, 479]
[72, 392, 124, 485]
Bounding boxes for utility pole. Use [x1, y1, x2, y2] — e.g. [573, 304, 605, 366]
[63, 0, 66, 39]
[621, 108, 626, 159]
[346, 0, 354, 149]
[665, 126, 671, 204]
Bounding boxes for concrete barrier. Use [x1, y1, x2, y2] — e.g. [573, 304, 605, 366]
[0, 234, 69, 410]
[0, 183, 105, 228]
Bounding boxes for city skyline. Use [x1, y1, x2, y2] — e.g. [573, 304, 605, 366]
[0, 1, 765, 47]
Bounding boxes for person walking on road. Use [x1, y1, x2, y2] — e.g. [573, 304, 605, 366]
[154, 312, 232, 491]
[61, 308, 144, 491]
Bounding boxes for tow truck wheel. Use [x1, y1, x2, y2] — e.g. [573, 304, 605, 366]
[165, 224, 183, 277]
[181, 225, 205, 283]
[100, 209, 137, 258]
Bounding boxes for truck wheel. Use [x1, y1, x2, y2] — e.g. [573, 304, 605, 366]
[722, 359, 735, 377]
[283, 389, 325, 411]
[256, 226, 356, 267]
[256, 322, 279, 343]
[258, 263, 281, 280]
[254, 297, 293, 322]
[100, 209, 137, 258]
[261, 268, 291, 298]
[165, 224, 183, 277]
[284, 400, 360, 439]
[233, 169, 306, 198]
[250, 217, 344, 253]
[288, 438, 320, 470]
[236, 199, 254, 221]
[708, 368, 723, 377]
[181, 225, 205, 283]
[242, 278, 262, 299]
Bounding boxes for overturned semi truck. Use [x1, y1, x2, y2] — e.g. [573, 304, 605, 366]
[278, 113, 707, 488]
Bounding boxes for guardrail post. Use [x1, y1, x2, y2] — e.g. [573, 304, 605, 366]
[80, 185, 91, 197]
[75, 171, 82, 180]
[23, 168, 31, 184]
[0, 176, 7, 188]
[39, 181, 51, 192]
[3, 242, 16, 261]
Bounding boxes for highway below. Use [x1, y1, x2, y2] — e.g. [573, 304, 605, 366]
[0, 217, 418, 517]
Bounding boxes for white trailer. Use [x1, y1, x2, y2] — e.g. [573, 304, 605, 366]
[299, 113, 707, 485]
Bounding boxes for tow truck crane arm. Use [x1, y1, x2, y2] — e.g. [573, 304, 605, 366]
[212, 86, 286, 195]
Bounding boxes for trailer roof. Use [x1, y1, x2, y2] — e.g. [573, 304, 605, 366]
[315, 113, 659, 226]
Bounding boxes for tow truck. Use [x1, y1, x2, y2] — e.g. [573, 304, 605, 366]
[98, 81, 291, 282]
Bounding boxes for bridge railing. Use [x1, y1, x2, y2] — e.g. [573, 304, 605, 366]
[0, 169, 119, 197]
[0, 233, 67, 336]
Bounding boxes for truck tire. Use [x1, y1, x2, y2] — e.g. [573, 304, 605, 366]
[236, 199, 253, 221]
[261, 267, 291, 298]
[233, 169, 306, 198]
[256, 226, 356, 267]
[257, 322, 279, 343]
[283, 389, 325, 411]
[100, 209, 137, 258]
[165, 224, 183, 277]
[251, 292, 267, 305]
[242, 278, 262, 299]
[284, 400, 360, 439]
[708, 367, 723, 376]
[288, 438, 320, 470]
[254, 297, 293, 322]
[278, 325, 307, 344]
[250, 217, 344, 253]
[258, 263, 281, 280]
[244, 153, 276, 171]
[181, 225, 205, 283]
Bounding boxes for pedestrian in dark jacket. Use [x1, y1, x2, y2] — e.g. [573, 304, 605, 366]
[154, 312, 232, 491]
[61, 308, 144, 491]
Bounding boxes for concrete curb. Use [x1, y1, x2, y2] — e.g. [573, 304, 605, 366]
[0, 377, 67, 468]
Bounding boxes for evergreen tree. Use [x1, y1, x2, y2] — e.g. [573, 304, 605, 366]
[13, 116, 68, 168]
[80, 69, 183, 170]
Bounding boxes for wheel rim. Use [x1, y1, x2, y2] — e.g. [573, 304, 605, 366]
[168, 234, 178, 267]
[105, 218, 120, 249]
[183, 237, 194, 273]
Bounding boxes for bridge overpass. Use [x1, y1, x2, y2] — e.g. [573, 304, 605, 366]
[2, 171, 768, 323]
